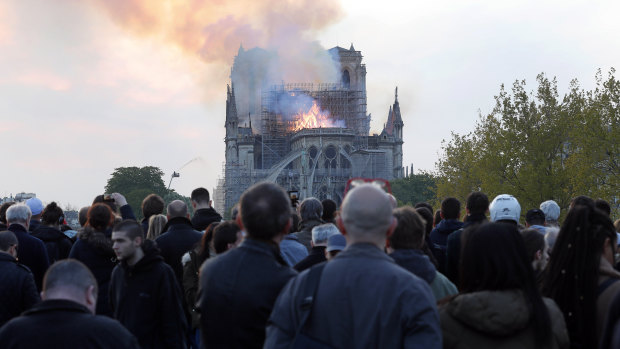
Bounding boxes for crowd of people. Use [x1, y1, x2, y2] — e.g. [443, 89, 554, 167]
[0, 182, 619, 349]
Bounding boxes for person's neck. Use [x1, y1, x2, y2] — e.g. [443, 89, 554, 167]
[9, 222, 28, 230]
[194, 204, 211, 210]
[347, 238, 383, 250]
[127, 248, 145, 266]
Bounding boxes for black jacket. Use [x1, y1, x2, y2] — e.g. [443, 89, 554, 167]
[156, 216, 203, 284]
[110, 240, 188, 349]
[8, 224, 50, 291]
[31, 225, 73, 264]
[0, 299, 140, 349]
[293, 245, 326, 272]
[445, 213, 487, 284]
[191, 207, 222, 231]
[429, 219, 464, 274]
[199, 238, 297, 349]
[0, 253, 40, 327]
[68, 227, 117, 316]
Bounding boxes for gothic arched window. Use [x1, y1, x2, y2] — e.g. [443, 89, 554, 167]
[342, 70, 350, 89]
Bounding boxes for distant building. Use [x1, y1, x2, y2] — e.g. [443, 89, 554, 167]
[215, 45, 404, 217]
[1, 192, 36, 204]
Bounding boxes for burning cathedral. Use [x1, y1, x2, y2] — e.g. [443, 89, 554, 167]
[214, 44, 404, 216]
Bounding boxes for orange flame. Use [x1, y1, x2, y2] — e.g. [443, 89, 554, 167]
[291, 101, 338, 131]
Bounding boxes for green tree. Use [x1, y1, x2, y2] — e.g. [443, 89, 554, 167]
[390, 172, 438, 208]
[104, 166, 191, 220]
[435, 69, 619, 220]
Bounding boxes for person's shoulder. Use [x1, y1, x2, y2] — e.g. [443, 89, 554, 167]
[15, 261, 34, 275]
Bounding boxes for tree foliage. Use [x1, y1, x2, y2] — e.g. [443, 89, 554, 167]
[435, 69, 619, 219]
[390, 172, 438, 208]
[104, 166, 191, 220]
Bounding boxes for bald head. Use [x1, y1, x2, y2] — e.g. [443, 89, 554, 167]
[340, 184, 394, 245]
[43, 260, 99, 314]
[167, 200, 188, 219]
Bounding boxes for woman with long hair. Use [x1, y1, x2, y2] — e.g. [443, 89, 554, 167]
[68, 203, 117, 316]
[439, 222, 568, 348]
[146, 214, 167, 240]
[31, 202, 73, 263]
[542, 203, 618, 348]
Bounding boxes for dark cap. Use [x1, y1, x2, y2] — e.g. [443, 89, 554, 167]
[526, 209, 545, 224]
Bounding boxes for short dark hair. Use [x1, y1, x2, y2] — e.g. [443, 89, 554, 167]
[434, 210, 442, 226]
[213, 221, 240, 254]
[415, 207, 433, 237]
[240, 182, 290, 240]
[299, 197, 322, 221]
[441, 197, 461, 220]
[191, 188, 210, 204]
[570, 195, 594, 209]
[86, 204, 115, 232]
[521, 228, 545, 262]
[414, 202, 433, 213]
[41, 202, 64, 225]
[0, 202, 15, 224]
[595, 199, 611, 216]
[466, 192, 489, 215]
[93, 194, 117, 212]
[113, 219, 144, 240]
[78, 206, 90, 227]
[0, 230, 18, 251]
[526, 209, 546, 226]
[321, 199, 337, 222]
[142, 194, 165, 219]
[44, 259, 98, 297]
[198, 222, 220, 263]
[390, 207, 426, 250]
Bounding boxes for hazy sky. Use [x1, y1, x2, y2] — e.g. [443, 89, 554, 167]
[1, 0, 618, 209]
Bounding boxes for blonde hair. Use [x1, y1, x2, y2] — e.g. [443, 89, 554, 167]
[147, 214, 167, 240]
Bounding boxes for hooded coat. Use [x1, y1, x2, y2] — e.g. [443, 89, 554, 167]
[390, 249, 458, 301]
[32, 225, 73, 264]
[191, 207, 222, 232]
[439, 290, 569, 349]
[109, 240, 188, 349]
[68, 227, 117, 316]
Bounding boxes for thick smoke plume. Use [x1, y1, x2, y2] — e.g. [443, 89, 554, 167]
[87, 0, 343, 79]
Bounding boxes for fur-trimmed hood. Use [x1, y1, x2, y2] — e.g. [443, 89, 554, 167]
[78, 227, 115, 257]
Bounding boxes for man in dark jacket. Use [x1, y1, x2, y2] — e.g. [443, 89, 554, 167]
[264, 184, 442, 348]
[199, 182, 297, 348]
[445, 191, 489, 284]
[0, 259, 139, 348]
[32, 201, 73, 264]
[293, 223, 340, 272]
[0, 231, 40, 327]
[6, 204, 50, 291]
[190, 187, 222, 231]
[429, 197, 463, 273]
[156, 200, 203, 284]
[293, 197, 324, 252]
[110, 220, 187, 349]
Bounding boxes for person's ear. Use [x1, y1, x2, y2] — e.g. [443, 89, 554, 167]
[337, 216, 347, 236]
[134, 236, 143, 248]
[440, 211, 445, 220]
[85, 285, 97, 314]
[191, 200, 197, 209]
[535, 249, 542, 261]
[236, 214, 244, 231]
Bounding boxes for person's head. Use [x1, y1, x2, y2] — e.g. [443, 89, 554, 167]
[433, 210, 442, 227]
[191, 187, 211, 209]
[0, 202, 15, 224]
[414, 202, 433, 214]
[390, 206, 426, 250]
[594, 198, 611, 217]
[25, 197, 44, 219]
[78, 206, 90, 227]
[111, 220, 144, 265]
[86, 203, 115, 232]
[311, 223, 340, 247]
[92, 194, 117, 213]
[569, 195, 594, 210]
[146, 214, 167, 240]
[325, 234, 346, 260]
[142, 194, 164, 220]
[489, 194, 521, 225]
[238, 182, 291, 241]
[42, 260, 99, 314]
[198, 221, 220, 262]
[466, 191, 489, 215]
[415, 207, 433, 238]
[167, 200, 189, 220]
[212, 221, 242, 254]
[461, 222, 551, 344]
[41, 202, 64, 227]
[542, 203, 616, 348]
[338, 183, 396, 248]
[540, 200, 560, 227]
[6, 203, 32, 229]
[440, 197, 461, 220]
[299, 197, 323, 222]
[0, 230, 18, 258]
[521, 229, 548, 272]
[321, 199, 337, 223]
[526, 209, 546, 227]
